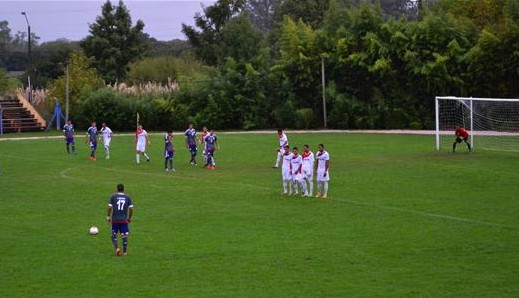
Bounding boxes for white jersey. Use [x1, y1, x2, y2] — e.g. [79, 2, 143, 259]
[316, 150, 330, 182]
[100, 127, 113, 144]
[281, 152, 293, 180]
[278, 133, 288, 148]
[291, 154, 303, 180]
[136, 129, 148, 151]
[136, 129, 147, 143]
[302, 151, 314, 178]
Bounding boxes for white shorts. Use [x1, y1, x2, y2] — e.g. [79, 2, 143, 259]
[103, 139, 111, 148]
[136, 142, 146, 152]
[292, 172, 303, 181]
[316, 169, 330, 182]
[282, 168, 292, 181]
[302, 167, 313, 179]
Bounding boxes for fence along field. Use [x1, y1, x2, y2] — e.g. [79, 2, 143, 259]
[0, 132, 518, 297]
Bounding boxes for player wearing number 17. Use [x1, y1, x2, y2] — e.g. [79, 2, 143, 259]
[106, 184, 134, 256]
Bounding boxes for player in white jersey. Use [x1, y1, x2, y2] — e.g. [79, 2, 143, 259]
[301, 144, 315, 196]
[315, 143, 330, 198]
[100, 122, 113, 159]
[281, 145, 294, 195]
[135, 125, 151, 164]
[200, 126, 209, 165]
[290, 147, 307, 196]
[273, 129, 289, 168]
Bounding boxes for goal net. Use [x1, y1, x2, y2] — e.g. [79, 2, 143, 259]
[435, 96, 519, 151]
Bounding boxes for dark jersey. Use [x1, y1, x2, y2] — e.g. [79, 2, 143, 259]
[205, 134, 217, 151]
[184, 128, 197, 146]
[109, 193, 133, 223]
[63, 124, 74, 138]
[87, 126, 98, 143]
[165, 134, 174, 152]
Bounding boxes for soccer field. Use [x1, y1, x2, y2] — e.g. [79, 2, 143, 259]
[0, 132, 518, 297]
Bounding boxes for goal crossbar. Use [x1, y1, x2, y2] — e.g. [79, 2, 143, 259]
[436, 96, 519, 102]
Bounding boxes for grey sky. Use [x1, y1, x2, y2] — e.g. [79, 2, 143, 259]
[1, 0, 216, 42]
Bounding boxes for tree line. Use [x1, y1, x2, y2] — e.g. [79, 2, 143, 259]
[2, 0, 519, 131]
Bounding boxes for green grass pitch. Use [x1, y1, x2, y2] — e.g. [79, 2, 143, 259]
[0, 132, 518, 297]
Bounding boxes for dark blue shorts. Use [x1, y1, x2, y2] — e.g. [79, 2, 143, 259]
[189, 144, 197, 153]
[165, 151, 174, 158]
[66, 137, 74, 144]
[90, 141, 97, 150]
[111, 223, 130, 236]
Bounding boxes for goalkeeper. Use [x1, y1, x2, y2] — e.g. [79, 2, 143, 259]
[453, 126, 472, 153]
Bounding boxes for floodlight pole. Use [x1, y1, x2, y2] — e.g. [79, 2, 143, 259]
[21, 12, 32, 103]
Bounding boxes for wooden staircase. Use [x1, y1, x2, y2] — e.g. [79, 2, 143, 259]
[0, 94, 47, 133]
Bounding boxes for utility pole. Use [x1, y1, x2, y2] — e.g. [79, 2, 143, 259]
[321, 55, 327, 128]
[65, 62, 70, 123]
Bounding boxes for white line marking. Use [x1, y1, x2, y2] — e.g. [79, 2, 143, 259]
[334, 197, 518, 229]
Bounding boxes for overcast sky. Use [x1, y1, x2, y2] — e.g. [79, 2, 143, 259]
[1, 0, 217, 42]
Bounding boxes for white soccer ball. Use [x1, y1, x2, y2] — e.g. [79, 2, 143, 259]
[89, 226, 99, 235]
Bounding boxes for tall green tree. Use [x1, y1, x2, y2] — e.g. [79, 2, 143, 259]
[32, 40, 80, 88]
[274, 0, 331, 29]
[0, 20, 40, 72]
[181, 0, 247, 66]
[270, 16, 322, 127]
[218, 14, 264, 64]
[80, 0, 146, 83]
[48, 51, 103, 116]
[245, 0, 283, 33]
[0, 68, 21, 92]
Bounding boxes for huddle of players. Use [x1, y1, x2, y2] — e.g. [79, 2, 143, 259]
[274, 129, 331, 199]
[184, 124, 220, 170]
[63, 120, 113, 161]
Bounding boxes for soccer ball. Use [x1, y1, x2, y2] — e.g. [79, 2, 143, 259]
[89, 226, 99, 235]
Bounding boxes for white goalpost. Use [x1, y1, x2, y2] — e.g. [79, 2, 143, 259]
[435, 96, 519, 152]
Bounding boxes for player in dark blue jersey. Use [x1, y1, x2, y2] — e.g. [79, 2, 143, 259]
[164, 130, 175, 173]
[204, 129, 219, 170]
[184, 123, 199, 165]
[106, 183, 134, 256]
[86, 121, 98, 161]
[63, 120, 76, 154]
